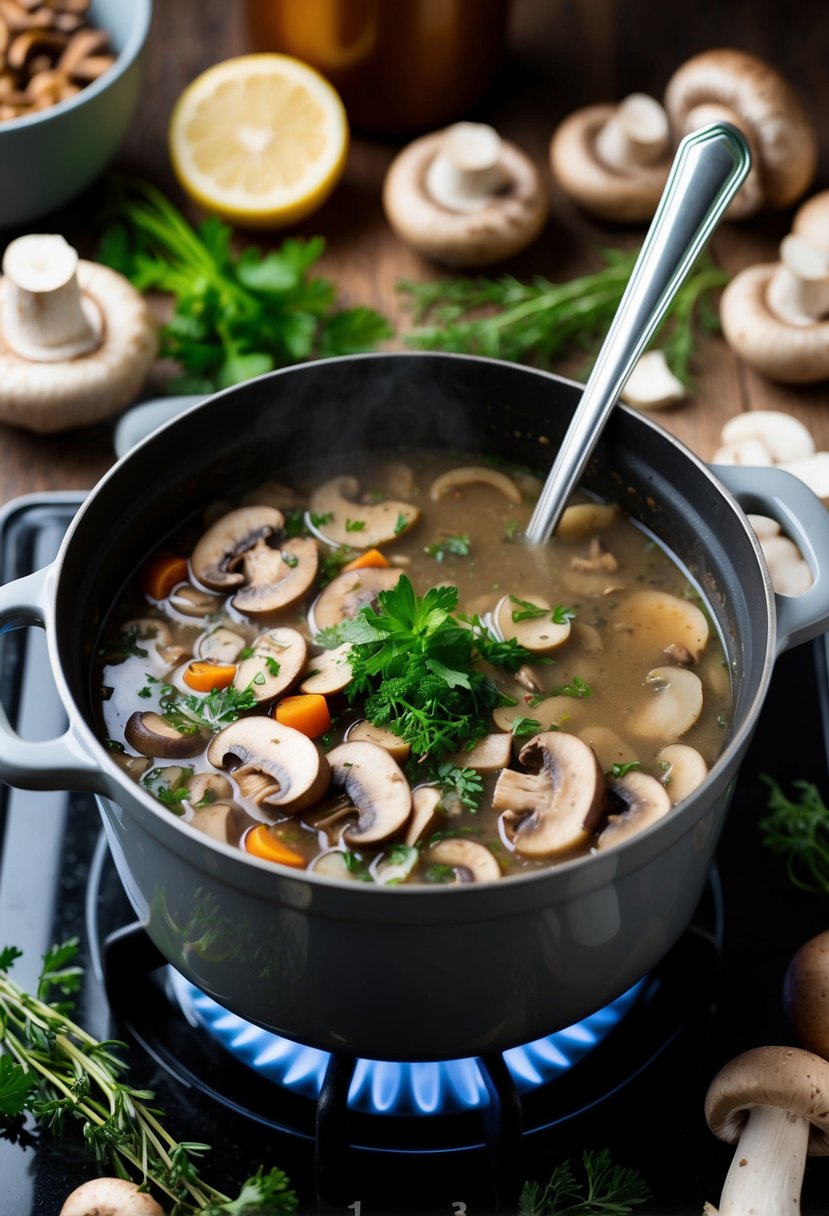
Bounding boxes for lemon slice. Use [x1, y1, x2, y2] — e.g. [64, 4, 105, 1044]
[168, 54, 349, 228]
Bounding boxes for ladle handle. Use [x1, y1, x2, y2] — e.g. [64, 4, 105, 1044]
[525, 121, 751, 545]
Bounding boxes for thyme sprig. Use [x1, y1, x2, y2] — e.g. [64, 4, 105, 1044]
[520, 1147, 650, 1215]
[0, 941, 297, 1214]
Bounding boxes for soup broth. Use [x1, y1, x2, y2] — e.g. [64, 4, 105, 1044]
[95, 449, 731, 885]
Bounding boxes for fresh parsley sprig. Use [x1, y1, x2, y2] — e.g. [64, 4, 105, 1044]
[98, 177, 392, 394]
[0, 941, 297, 1213]
[399, 250, 727, 383]
[520, 1147, 650, 1215]
[759, 775, 829, 894]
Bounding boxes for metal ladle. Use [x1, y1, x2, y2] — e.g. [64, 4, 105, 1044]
[524, 121, 751, 545]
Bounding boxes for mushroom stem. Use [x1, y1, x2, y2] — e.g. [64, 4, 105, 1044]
[593, 93, 670, 169]
[2, 233, 102, 361]
[424, 122, 507, 212]
[716, 1105, 809, 1214]
[766, 234, 829, 326]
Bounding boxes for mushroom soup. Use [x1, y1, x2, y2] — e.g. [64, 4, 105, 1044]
[94, 449, 731, 885]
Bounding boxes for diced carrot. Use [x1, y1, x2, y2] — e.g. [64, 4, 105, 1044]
[342, 548, 390, 573]
[245, 825, 307, 868]
[183, 660, 236, 692]
[143, 553, 189, 600]
[273, 693, 331, 738]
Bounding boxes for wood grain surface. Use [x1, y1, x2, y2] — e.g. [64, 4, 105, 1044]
[0, 0, 827, 508]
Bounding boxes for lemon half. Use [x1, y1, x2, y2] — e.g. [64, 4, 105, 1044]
[169, 54, 349, 228]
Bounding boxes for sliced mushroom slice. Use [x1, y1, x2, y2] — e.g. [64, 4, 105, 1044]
[344, 719, 411, 763]
[299, 643, 354, 695]
[121, 618, 188, 667]
[110, 751, 150, 782]
[189, 801, 256, 846]
[630, 666, 704, 740]
[404, 785, 443, 847]
[427, 838, 502, 883]
[657, 743, 708, 803]
[125, 711, 207, 760]
[182, 771, 234, 806]
[493, 593, 572, 653]
[191, 506, 318, 612]
[191, 506, 285, 591]
[578, 725, 638, 773]
[371, 843, 419, 885]
[326, 741, 412, 846]
[233, 536, 318, 614]
[233, 627, 307, 703]
[311, 566, 401, 632]
[596, 770, 672, 850]
[493, 731, 605, 858]
[207, 716, 330, 814]
[168, 583, 225, 619]
[555, 501, 619, 541]
[195, 625, 247, 664]
[309, 848, 361, 880]
[447, 733, 512, 772]
[613, 589, 709, 663]
[308, 475, 419, 548]
[492, 695, 573, 734]
[429, 465, 523, 504]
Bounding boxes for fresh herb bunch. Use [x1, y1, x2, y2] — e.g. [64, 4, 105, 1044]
[161, 681, 260, 734]
[399, 249, 727, 383]
[98, 178, 392, 394]
[334, 575, 527, 760]
[520, 1147, 650, 1215]
[0, 941, 297, 1214]
[759, 775, 829, 894]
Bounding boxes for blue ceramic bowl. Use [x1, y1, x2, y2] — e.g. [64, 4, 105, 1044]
[0, 0, 152, 230]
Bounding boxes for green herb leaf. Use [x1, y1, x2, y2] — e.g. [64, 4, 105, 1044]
[549, 675, 593, 699]
[512, 716, 542, 737]
[434, 762, 484, 810]
[519, 1147, 650, 1215]
[609, 762, 642, 778]
[759, 776, 829, 894]
[0, 1055, 35, 1117]
[425, 533, 472, 561]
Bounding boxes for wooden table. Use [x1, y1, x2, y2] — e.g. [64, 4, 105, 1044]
[1, 0, 827, 507]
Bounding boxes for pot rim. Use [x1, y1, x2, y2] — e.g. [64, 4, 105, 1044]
[50, 352, 778, 899]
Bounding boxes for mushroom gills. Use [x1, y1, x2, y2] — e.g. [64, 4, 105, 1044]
[326, 741, 412, 846]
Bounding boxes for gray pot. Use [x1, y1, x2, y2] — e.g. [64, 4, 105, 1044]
[1, 353, 827, 1061]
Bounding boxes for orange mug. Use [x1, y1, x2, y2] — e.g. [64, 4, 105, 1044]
[244, 0, 514, 134]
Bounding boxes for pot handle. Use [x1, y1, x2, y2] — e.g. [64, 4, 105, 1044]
[712, 463, 829, 655]
[0, 563, 107, 793]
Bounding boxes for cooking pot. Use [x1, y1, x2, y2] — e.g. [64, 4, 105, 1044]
[1, 353, 828, 1062]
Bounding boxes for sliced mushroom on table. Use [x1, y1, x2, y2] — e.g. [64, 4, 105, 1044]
[493, 731, 605, 858]
[307, 474, 419, 548]
[326, 741, 412, 846]
[382, 120, 549, 267]
[704, 1046, 829, 1214]
[549, 92, 672, 222]
[206, 716, 331, 814]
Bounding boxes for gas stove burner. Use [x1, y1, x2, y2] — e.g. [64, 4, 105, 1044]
[169, 970, 646, 1117]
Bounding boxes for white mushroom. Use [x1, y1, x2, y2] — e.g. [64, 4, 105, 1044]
[752, 524, 814, 596]
[656, 742, 708, 803]
[578, 725, 638, 773]
[620, 349, 686, 410]
[195, 626, 247, 664]
[426, 837, 502, 883]
[704, 1046, 829, 1214]
[721, 411, 815, 463]
[792, 189, 829, 255]
[493, 731, 605, 858]
[613, 589, 709, 663]
[493, 593, 572, 654]
[232, 627, 308, 702]
[555, 500, 618, 542]
[310, 566, 401, 632]
[629, 665, 704, 740]
[344, 719, 412, 764]
[596, 770, 672, 849]
[299, 643, 353, 695]
[308, 475, 419, 548]
[0, 234, 157, 432]
[446, 732, 512, 772]
[326, 741, 412, 846]
[383, 122, 549, 267]
[189, 801, 256, 847]
[206, 716, 330, 814]
[664, 49, 818, 219]
[59, 1178, 165, 1216]
[429, 465, 523, 504]
[549, 93, 672, 222]
[403, 785, 443, 847]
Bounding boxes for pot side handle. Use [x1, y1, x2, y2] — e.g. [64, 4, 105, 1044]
[0, 564, 106, 793]
[712, 464, 829, 655]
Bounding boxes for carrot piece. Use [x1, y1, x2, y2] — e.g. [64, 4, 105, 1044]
[342, 548, 390, 573]
[245, 825, 307, 868]
[183, 660, 236, 692]
[273, 693, 331, 738]
[143, 553, 189, 600]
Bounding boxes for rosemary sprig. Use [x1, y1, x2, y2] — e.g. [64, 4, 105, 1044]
[0, 941, 297, 1214]
[398, 250, 728, 383]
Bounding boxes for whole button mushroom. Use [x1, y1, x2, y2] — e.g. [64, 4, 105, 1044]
[549, 92, 673, 222]
[0, 234, 157, 432]
[382, 121, 549, 267]
[59, 1177, 165, 1216]
[704, 1045, 829, 1214]
[719, 198, 829, 385]
[783, 929, 829, 1061]
[664, 49, 818, 220]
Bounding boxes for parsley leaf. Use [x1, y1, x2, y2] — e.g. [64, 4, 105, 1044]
[162, 683, 258, 734]
[0, 1055, 34, 1118]
[549, 675, 593, 699]
[609, 762, 642, 778]
[434, 762, 484, 810]
[425, 533, 472, 561]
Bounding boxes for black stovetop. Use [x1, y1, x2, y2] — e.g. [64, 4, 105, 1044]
[1, 493, 828, 1216]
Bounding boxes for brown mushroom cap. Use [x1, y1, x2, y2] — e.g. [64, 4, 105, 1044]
[705, 1045, 829, 1156]
[664, 49, 818, 218]
[125, 711, 207, 760]
[326, 740, 412, 846]
[549, 102, 672, 222]
[382, 127, 549, 268]
[190, 506, 317, 612]
[719, 263, 829, 384]
[232, 627, 307, 702]
[492, 730, 605, 858]
[783, 930, 829, 1060]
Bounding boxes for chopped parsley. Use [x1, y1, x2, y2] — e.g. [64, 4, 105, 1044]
[425, 863, 456, 884]
[162, 682, 259, 734]
[609, 761, 642, 778]
[394, 512, 408, 536]
[511, 716, 542, 737]
[424, 533, 472, 562]
[309, 510, 334, 528]
[433, 761, 484, 810]
[549, 675, 593, 699]
[345, 518, 366, 533]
